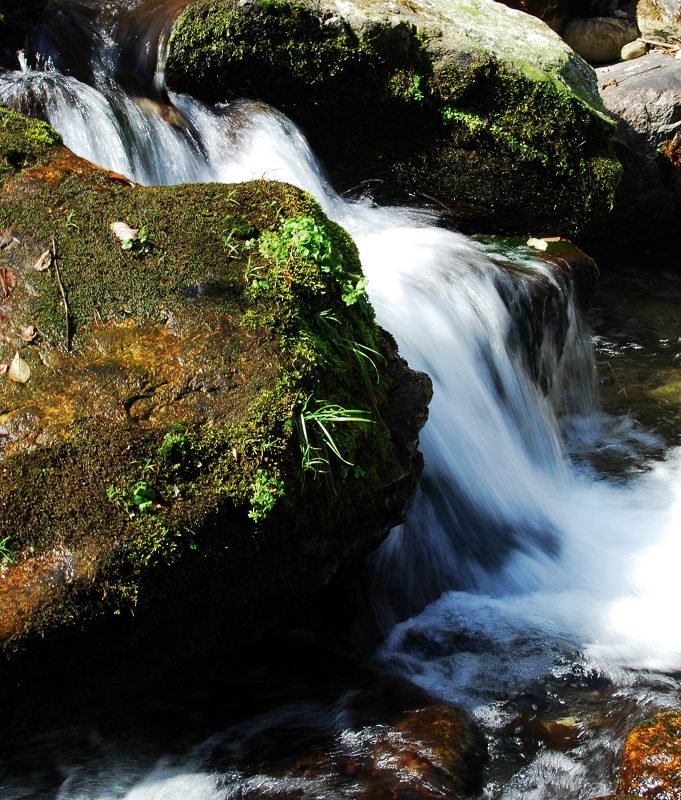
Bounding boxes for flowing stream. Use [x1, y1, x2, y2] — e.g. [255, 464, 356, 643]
[2, 3, 681, 798]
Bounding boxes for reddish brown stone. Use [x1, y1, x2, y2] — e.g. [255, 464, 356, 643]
[617, 711, 681, 798]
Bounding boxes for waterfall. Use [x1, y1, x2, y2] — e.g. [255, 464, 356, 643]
[2, 3, 681, 798]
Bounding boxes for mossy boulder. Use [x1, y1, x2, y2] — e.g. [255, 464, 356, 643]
[0, 105, 431, 714]
[165, 0, 621, 240]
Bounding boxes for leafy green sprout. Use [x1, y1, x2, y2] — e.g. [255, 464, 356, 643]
[247, 214, 370, 310]
[121, 224, 151, 255]
[408, 74, 425, 102]
[296, 396, 374, 474]
[0, 534, 13, 565]
[248, 468, 284, 522]
[107, 480, 157, 517]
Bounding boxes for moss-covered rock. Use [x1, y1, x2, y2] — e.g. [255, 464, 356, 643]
[0, 106, 431, 713]
[165, 0, 621, 239]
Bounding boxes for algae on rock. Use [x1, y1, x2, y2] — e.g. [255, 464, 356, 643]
[165, 0, 621, 239]
[0, 105, 431, 706]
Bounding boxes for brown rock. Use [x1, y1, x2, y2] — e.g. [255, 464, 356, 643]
[617, 710, 681, 797]
[365, 705, 487, 799]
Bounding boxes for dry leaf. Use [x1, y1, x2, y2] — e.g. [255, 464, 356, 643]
[33, 250, 52, 272]
[0, 266, 17, 298]
[19, 325, 37, 342]
[527, 237, 548, 252]
[8, 351, 30, 383]
[0, 364, 7, 376]
[110, 221, 138, 242]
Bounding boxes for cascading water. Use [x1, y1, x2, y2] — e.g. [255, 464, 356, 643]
[2, 3, 681, 798]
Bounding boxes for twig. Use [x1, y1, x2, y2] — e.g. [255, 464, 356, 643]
[51, 237, 71, 351]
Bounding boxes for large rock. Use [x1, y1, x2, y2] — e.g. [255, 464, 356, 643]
[0, 104, 431, 714]
[563, 17, 640, 64]
[637, 0, 681, 42]
[165, 0, 621, 240]
[596, 52, 681, 243]
[617, 710, 681, 797]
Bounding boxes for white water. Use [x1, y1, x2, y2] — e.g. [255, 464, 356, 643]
[2, 7, 681, 797]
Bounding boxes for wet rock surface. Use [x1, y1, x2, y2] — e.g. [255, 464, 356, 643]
[617, 711, 681, 798]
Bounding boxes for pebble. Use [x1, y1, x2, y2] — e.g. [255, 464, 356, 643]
[621, 40, 648, 61]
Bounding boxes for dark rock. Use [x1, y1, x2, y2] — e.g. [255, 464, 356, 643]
[0, 0, 48, 68]
[596, 52, 681, 244]
[496, 0, 592, 34]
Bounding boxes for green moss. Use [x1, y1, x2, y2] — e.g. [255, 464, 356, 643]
[0, 105, 62, 174]
[166, 1, 620, 239]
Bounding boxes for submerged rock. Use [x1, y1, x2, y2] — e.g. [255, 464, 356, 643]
[616, 710, 681, 797]
[165, 0, 621, 240]
[0, 104, 431, 714]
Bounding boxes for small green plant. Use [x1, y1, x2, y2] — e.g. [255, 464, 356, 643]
[408, 74, 425, 102]
[0, 534, 13, 565]
[244, 257, 271, 290]
[132, 480, 156, 512]
[222, 229, 239, 259]
[296, 396, 374, 474]
[316, 309, 383, 396]
[248, 468, 284, 521]
[158, 431, 189, 464]
[121, 225, 151, 255]
[107, 480, 157, 517]
[248, 214, 370, 310]
[65, 210, 79, 230]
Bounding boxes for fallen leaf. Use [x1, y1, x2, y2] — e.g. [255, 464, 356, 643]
[0, 266, 17, 298]
[110, 221, 138, 243]
[8, 351, 30, 383]
[19, 325, 37, 342]
[527, 237, 548, 252]
[0, 364, 7, 375]
[33, 250, 52, 272]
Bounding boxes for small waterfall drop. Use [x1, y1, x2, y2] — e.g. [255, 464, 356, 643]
[2, 3, 681, 797]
